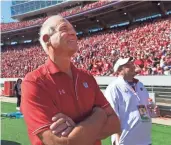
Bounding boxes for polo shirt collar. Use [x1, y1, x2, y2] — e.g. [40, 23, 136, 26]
[118, 76, 139, 84]
[45, 57, 77, 75]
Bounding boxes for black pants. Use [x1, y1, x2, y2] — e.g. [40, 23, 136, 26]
[16, 94, 21, 107]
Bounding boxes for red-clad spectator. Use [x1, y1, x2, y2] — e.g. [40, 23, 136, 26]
[140, 67, 150, 75]
[134, 55, 144, 68]
[156, 64, 163, 75]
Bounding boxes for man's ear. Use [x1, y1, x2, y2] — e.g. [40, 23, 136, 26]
[42, 34, 49, 43]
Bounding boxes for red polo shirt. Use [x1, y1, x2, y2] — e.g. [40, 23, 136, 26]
[21, 58, 109, 145]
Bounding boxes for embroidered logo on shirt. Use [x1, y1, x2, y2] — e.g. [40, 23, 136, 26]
[83, 82, 88, 88]
[140, 87, 143, 91]
[125, 89, 128, 93]
[62, 89, 65, 94]
[58, 89, 66, 95]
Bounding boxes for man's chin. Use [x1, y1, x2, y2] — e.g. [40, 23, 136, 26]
[68, 49, 78, 57]
[131, 73, 137, 77]
[71, 46, 78, 52]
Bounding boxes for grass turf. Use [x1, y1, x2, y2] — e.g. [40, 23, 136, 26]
[1, 102, 171, 145]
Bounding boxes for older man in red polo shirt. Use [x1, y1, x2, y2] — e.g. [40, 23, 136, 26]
[21, 15, 120, 145]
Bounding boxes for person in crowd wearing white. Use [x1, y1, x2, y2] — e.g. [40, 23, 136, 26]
[105, 57, 160, 145]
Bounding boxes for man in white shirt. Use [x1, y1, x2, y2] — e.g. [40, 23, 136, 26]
[105, 57, 159, 145]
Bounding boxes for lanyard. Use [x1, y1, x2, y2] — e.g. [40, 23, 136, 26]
[118, 76, 141, 104]
[126, 82, 141, 104]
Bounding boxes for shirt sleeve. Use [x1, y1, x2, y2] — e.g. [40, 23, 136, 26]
[91, 76, 110, 109]
[104, 85, 120, 117]
[104, 84, 120, 144]
[21, 78, 60, 135]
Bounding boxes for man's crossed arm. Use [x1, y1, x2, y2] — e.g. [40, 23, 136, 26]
[37, 106, 121, 145]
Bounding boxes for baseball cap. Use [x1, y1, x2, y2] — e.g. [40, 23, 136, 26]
[113, 57, 132, 73]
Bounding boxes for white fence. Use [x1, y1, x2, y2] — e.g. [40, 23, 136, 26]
[1, 76, 171, 104]
[1, 76, 171, 86]
[95, 76, 171, 104]
[95, 76, 171, 86]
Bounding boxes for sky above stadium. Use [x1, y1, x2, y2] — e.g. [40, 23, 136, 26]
[1, 0, 17, 23]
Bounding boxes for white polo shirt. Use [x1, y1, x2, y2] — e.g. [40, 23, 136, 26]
[105, 76, 152, 145]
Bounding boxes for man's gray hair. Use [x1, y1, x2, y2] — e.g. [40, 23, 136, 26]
[39, 15, 64, 54]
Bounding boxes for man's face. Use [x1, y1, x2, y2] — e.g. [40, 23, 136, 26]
[49, 19, 78, 57]
[120, 61, 136, 78]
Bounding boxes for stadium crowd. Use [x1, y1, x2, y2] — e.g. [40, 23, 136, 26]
[61, 0, 111, 17]
[1, 43, 47, 78]
[1, 1, 111, 32]
[1, 18, 171, 78]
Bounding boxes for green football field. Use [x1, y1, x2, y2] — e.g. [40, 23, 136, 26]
[1, 102, 171, 145]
